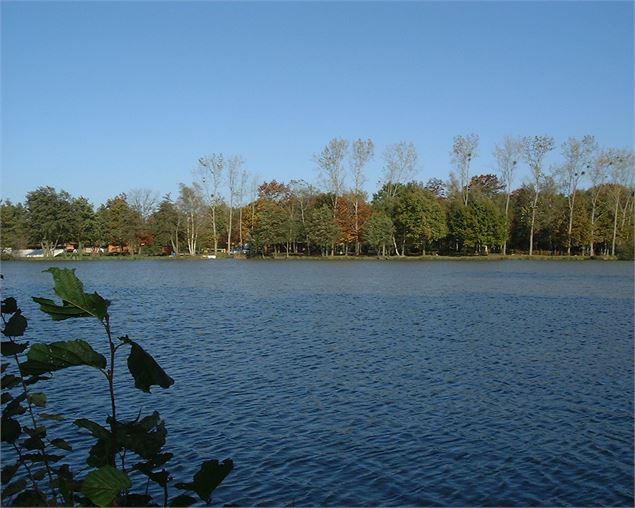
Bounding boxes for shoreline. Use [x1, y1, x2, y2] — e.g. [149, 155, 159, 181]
[1, 254, 623, 262]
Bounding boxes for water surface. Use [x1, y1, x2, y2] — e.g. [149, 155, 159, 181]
[2, 259, 633, 506]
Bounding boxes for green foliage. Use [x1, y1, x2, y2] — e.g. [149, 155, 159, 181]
[20, 340, 107, 376]
[306, 205, 340, 255]
[394, 182, 447, 253]
[81, 466, 132, 507]
[25, 187, 75, 257]
[448, 197, 507, 254]
[1, 269, 233, 506]
[175, 459, 234, 505]
[123, 339, 175, 393]
[364, 212, 395, 255]
[0, 201, 29, 251]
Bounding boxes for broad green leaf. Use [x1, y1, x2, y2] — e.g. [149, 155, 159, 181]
[134, 452, 173, 473]
[20, 340, 106, 376]
[116, 411, 166, 460]
[1, 340, 28, 356]
[32, 297, 92, 321]
[175, 459, 234, 503]
[57, 474, 73, 507]
[28, 392, 46, 407]
[11, 489, 48, 506]
[39, 413, 65, 421]
[32, 469, 47, 481]
[23, 436, 45, 450]
[2, 312, 27, 337]
[75, 420, 114, 467]
[1, 463, 20, 485]
[170, 494, 198, 507]
[1, 374, 20, 389]
[51, 438, 73, 451]
[2, 399, 26, 418]
[74, 419, 111, 440]
[1, 418, 21, 443]
[33, 268, 109, 321]
[1, 392, 12, 404]
[1, 297, 18, 315]
[1, 478, 27, 498]
[23, 425, 46, 439]
[21, 453, 63, 463]
[145, 469, 170, 487]
[125, 340, 174, 393]
[81, 466, 131, 507]
[86, 438, 113, 468]
[133, 453, 173, 486]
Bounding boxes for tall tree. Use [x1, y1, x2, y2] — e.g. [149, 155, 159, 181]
[451, 134, 479, 206]
[176, 183, 206, 256]
[380, 142, 418, 255]
[364, 211, 394, 257]
[521, 135, 555, 255]
[555, 135, 597, 255]
[128, 188, 159, 221]
[587, 151, 610, 256]
[606, 149, 635, 256]
[350, 138, 374, 255]
[494, 136, 521, 254]
[151, 194, 182, 255]
[249, 199, 288, 257]
[315, 138, 349, 255]
[197, 154, 224, 254]
[237, 169, 250, 249]
[315, 138, 349, 215]
[0, 200, 29, 250]
[448, 196, 506, 255]
[290, 179, 317, 254]
[97, 194, 137, 253]
[306, 204, 341, 256]
[381, 142, 418, 201]
[69, 196, 97, 254]
[395, 182, 447, 255]
[25, 186, 74, 256]
[127, 188, 158, 255]
[225, 156, 244, 253]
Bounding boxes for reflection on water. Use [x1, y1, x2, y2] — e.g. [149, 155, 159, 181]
[2, 260, 633, 506]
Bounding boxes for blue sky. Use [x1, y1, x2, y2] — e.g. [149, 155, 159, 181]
[1, 1, 633, 206]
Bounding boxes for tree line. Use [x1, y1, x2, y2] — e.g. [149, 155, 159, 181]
[1, 135, 633, 259]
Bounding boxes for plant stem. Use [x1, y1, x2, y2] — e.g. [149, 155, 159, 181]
[103, 315, 119, 467]
[14, 351, 57, 496]
[12, 442, 38, 492]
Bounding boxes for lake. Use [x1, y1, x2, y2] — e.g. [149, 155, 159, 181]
[1, 259, 633, 506]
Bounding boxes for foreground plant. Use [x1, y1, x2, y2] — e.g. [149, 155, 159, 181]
[1, 267, 232, 506]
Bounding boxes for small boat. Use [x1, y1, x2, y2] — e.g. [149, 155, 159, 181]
[206, 255, 217, 259]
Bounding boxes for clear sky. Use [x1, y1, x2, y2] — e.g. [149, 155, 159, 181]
[1, 1, 633, 206]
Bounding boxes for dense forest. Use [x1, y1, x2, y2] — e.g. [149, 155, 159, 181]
[1, 135, 634, 259]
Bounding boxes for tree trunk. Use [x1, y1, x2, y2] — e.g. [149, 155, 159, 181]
[589, 200, 597, 257]
[529, 192, 539, 256]
[239, 208, 243, 248]
[611, 199, 619, 256]
[227, 207, 233, 254]
[566, 194, 575, 256]
[392, 235, 400, 256]
[354, 199, 360, 256]
[212, 207, 218, 254]
[503, 192, 511, 255]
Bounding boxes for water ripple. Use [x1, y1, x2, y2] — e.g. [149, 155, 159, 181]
[1, 260, 633, 506]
